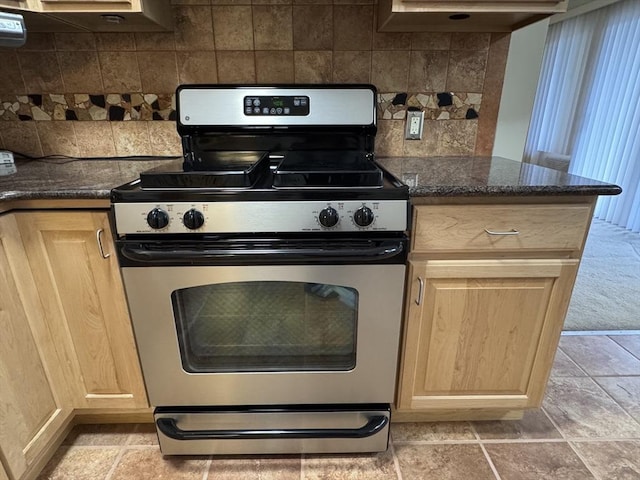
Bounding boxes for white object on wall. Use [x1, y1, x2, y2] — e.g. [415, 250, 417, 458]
[0, 11, 26, 48]
[0, 150, 17, 176]
[492, 19, 550, 162]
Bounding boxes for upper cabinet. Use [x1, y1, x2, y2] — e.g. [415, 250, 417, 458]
[1, 0, 172, 32]
[0, 0, 39, 14]
[377, 0, 568, 32]
[0, 0, 33, 8]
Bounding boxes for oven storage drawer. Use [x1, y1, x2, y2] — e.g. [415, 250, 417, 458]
[154, 405, 391, 455]
[412, 204, 592, 253]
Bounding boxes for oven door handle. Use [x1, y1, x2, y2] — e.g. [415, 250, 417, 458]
[156, 415, 388, 441]
[120, 242, 404, 263]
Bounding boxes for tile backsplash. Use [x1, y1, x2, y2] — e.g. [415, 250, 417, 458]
[0, 1, 510, 159]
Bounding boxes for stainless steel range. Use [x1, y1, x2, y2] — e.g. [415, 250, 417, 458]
[110, 85, 409, 455]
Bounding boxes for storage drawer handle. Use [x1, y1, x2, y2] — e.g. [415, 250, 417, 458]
[156, 415, 388, 441]
[484, 228, 520, 236]
[96, 229, 111, 259]
[415, 276, 425, 305]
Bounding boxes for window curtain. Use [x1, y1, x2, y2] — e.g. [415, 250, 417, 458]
[525, 0, 640, 232]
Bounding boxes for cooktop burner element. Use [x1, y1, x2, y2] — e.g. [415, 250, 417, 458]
[111, 84, 409, 236]
[139, 151, 270, 189]
[273, 150, 383, 189]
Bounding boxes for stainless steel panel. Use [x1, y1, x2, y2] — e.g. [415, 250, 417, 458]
[178, 87, 375, 126]
[155, 409, 390, 455]
[113, 200, 407, 235]
[121, 264, 405, 406]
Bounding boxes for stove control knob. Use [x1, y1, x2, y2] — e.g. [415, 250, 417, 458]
[183, 209, 205, 230]
[147, 208, 169, 230]
[354, 206, 374, 227]
[318, 207, 339, 228]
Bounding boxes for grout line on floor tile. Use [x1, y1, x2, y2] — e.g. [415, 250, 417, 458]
[583, 377, 640, 430]
[469, 420, 482, 441]
[479, 443, 502, 480]
[300, 452, 306, 480]
[562, 330, 640, 336]
[562, 436, 640, 442]
[119, 444, 159, 449]
[478, 438, 571, 444]
[50, 445, 122, 450]
[555, 344, 594, 378]
[566, 440, 602, 480]
[541, 397, 640, 442]
[541, 406, 569, 440]
[103, 446, 127, 480]
[388, 441, 404, 480]
[201, 458, 212, 480]
[608, 335, 640, 361]
[391, 439, 481, 446]
[556, 346, 590, 377]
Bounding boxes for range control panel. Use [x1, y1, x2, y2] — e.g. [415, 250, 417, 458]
[243, 96, 310, 116]
[114, 200, 408, 235]
[177, 86, 376, 127]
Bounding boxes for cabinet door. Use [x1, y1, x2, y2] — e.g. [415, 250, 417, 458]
[397, 258, 578, 411]
[39, 0, 134, 7]
[0, 214, 72, 480]
[0, 1, 28, 9]
[379, 0, 566, 32]
[16, 211, 148, 411]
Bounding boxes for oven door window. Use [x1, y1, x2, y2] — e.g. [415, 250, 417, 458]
[172, 281, 358, 373]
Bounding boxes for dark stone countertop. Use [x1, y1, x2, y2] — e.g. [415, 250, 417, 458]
[376, 156, 622, 197]
[0, 156, 621, 209]
[0, 157, 175, 204]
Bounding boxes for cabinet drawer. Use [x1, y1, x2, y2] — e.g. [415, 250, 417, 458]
[412, 204, 592, 253]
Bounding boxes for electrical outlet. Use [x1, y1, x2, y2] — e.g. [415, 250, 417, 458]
[0, 150, 15, 164]
[405, 111, 424, 140]
[0, 150, 16, 176]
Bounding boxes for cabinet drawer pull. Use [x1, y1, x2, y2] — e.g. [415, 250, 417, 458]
[415, 277, 425, 305]
[484, 228, 520, 236]
[96, 228, 111, 259]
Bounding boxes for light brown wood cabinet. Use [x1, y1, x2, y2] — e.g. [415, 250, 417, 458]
[0, 0, 33, 9]
[14, 210, 148, 412]
[1, 209, 148, 480]
[378, 0, 567, 32]
[395, 198, 594, 421]
[0, 214, 73, 480]
[2, 0, 171, 32]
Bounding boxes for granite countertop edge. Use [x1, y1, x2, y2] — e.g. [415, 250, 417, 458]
[376, 156, 622, 198]
[407, 184, 622, 197]
[0, 189, 112, 201]
[0, 156, 623, 206]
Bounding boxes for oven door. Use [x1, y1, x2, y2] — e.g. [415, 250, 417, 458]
[120, 249, 405, 407]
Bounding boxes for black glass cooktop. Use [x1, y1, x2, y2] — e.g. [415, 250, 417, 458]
[272, 151, 383, 189]
[138, 150, 384, 190]
[140, 151, 270, 189]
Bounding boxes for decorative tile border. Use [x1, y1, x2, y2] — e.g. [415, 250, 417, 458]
[0, 94, 176, 121]
[1, 91, 480, 122]
[378, 92, 482, 121]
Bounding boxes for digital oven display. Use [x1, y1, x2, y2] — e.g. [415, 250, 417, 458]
[243, 96, 310, 116]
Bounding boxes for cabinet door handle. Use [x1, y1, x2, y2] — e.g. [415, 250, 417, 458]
[415, 277, 425, 305]
[96, 228, 111, 259]
[484, 228, 520, 236]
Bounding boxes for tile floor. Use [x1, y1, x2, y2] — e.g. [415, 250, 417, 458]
[38, 334, 640, 480]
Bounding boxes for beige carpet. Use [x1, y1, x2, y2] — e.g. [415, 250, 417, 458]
[563, 218, 640, 331]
